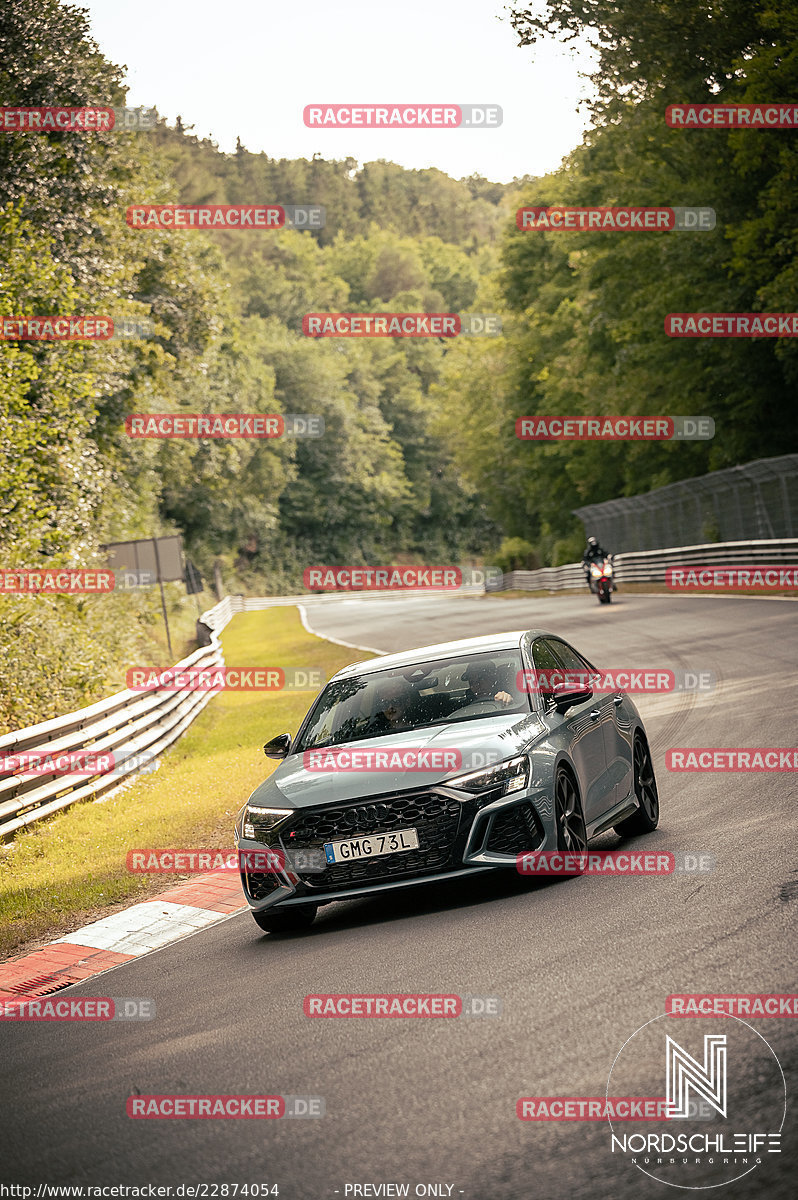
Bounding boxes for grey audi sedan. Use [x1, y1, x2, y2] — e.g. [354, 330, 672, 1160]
[234, 630, 660, 932]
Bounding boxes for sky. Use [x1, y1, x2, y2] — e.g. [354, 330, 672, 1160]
[80, 0, 597, 183]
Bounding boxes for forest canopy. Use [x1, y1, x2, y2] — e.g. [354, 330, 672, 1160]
[1, 0, 796, 723]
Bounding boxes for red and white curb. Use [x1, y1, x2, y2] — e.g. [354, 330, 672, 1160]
[0, 606, 385, 1003]
[0, 871, 246, 1002]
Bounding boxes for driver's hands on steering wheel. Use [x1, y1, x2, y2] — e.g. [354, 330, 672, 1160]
[494, 690, 512, 705]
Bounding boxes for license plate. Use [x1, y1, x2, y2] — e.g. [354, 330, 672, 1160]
[323, 827, 419, 865]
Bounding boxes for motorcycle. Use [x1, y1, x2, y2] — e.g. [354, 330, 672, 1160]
[587, 555, 615, 604]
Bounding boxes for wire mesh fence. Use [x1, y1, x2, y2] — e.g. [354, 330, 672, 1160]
[574, 455, 798, 552]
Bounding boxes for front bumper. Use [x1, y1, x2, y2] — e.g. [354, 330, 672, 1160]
[236, 779, 553, 912]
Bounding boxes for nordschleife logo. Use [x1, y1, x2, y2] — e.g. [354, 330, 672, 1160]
[606, 1013, 785, 1189]
[666, 1034, 727, 1119]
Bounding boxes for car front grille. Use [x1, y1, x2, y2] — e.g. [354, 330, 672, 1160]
[279, 790, 463, 891]
[486, 802, 544, 855]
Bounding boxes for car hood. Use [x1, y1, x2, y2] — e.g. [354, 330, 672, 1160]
[247, 712, 547, 810]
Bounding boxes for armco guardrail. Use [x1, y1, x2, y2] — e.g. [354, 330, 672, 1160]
[0, 586, 468, 840]
[6, 545, 792, 838]
[485, 538, 798, 592]
[0, 605, 226, 841]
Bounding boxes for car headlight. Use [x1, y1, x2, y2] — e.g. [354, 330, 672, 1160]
[448, 754, 529, 796]
[243, 805, 292, 840]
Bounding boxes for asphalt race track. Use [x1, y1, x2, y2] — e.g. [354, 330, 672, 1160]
[2, 592, 796, 1199]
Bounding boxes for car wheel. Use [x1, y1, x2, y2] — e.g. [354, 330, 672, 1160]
[251, 905, 318, 933]
[614, 735, 660, 836]
[555, 767, 587, 873]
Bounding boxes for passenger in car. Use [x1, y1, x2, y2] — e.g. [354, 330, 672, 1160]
[458, 660, 513, 707]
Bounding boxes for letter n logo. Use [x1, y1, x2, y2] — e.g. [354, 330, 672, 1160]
[666, 1034, 727, 1118]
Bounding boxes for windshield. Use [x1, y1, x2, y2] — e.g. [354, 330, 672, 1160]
[293, 649, 529, 752]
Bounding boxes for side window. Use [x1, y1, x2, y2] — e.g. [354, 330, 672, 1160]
[550, 640, 593, 674]
[548, 639, 597, 697]
[530, 639, 563, 672]
[529, 638, 565, 703]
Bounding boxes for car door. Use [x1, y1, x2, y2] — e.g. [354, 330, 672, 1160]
[550, 638, 633, 810]
[529, 637, 610, 826]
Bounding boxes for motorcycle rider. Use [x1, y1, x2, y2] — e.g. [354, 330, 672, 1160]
[582, 536, 612, 588]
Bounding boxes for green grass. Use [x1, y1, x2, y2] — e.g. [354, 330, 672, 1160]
[0, 607, 371, 961]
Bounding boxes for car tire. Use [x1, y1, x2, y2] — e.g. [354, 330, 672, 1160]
[614, 735, 659, 836]
[555, 766, 587, 874]
[251, 905, 318, 933]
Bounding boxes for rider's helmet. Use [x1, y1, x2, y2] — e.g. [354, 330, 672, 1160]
[587, 536, 597, 547]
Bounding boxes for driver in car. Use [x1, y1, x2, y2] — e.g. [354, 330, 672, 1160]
[365, 680, 415, 735]
[460, 660, 513, 707]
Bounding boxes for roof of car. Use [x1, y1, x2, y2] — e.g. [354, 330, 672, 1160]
[331, 629, 549, 680]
